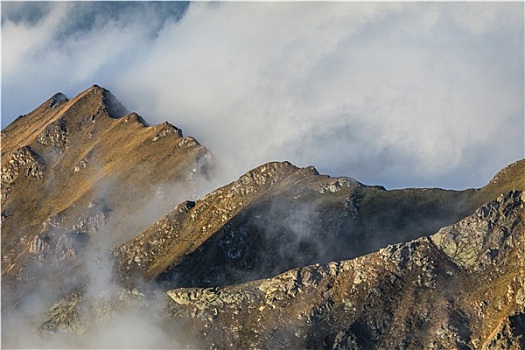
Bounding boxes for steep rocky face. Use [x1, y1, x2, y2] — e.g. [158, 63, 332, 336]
[166, 190, 525, 349]
[1, 85, 211, 305]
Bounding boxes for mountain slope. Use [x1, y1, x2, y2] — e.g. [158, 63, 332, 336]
[475, 159, 525, 204]
[165, 190, 525, 349]
[1, 85, 211, 300]
[2, 86, 524, 349]
[115, 158, 525, 290]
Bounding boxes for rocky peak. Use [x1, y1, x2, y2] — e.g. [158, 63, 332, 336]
[100, 88, 129, 119]
[49, 93, 69, 109]
[62, 84, 128, 121]
[236, 161, 299, 185]
[1, 86, 212, 294]
[152, 121, 184, 140]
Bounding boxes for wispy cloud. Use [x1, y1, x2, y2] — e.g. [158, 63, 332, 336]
[2, 2, 523, 189]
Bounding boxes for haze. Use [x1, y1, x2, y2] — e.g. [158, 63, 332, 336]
[2, 1, 523, 189]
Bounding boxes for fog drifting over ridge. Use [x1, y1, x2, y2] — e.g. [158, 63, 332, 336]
[2, 2, 523, 190]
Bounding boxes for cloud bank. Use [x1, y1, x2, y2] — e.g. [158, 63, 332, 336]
[2, 2, 523, 189]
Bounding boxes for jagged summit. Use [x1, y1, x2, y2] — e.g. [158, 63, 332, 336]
[1, 86, 212, 289]
[59, 84, 129, 119]
[2, 85, 120, 155]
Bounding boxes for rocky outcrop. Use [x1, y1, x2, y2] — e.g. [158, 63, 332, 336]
[1, 146, 44, 202]
[39, 292, 86, 335]
[432, 190, 523, 271]
[37, 287, 152, 337]
[37, 119, 69, 150]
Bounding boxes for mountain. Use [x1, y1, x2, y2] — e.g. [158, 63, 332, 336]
[1, 86, 523, 349]
[1, 85, 211, 302]
[166, 190, 525, 349]
[116, 162, 469, 288]
[114, 159, 524, 290]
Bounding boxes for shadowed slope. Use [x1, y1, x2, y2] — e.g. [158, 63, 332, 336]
[115, 159, 525, 290]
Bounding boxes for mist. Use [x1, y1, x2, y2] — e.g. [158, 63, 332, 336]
[2, 2, 523, 190]
[0, 146, 214, 348]
[1, 3, 524, 348]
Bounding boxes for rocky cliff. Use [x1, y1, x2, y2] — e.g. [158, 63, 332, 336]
[2, 86, 524, 349]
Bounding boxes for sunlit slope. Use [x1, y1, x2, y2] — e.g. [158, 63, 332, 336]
[1, 85, 211, 283]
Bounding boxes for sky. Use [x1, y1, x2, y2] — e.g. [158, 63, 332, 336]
[1, 1, 524, 190]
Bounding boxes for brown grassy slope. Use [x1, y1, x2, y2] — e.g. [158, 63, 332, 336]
[114, 162, 318, 283]
[475, 159, 525, 204]
[1, 93, 71, 156]
[1, 85, 210, 279]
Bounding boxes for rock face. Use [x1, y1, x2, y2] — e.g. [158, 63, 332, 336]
[166, 190, 525, 349]
[2, 86, 524, 349]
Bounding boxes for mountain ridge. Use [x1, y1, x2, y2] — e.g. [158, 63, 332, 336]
[165, 190, 525, 349]
[2, 85, 523, 349]
[1, 86, 212, 292]
[114, 147, 524, 290]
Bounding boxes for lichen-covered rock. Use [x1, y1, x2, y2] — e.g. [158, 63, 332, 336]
[432, 190, 523, 271]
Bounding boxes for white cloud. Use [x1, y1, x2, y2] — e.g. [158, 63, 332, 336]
[2, 2, 523, 189]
